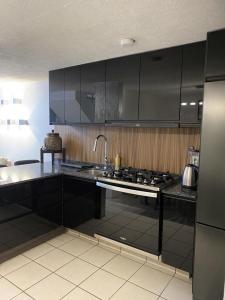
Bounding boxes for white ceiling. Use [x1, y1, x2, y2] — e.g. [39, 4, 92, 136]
[0, 0, 225, 80]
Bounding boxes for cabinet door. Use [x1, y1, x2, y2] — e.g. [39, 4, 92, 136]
[63, 176, 99, 229]
[206, 29, 225, 80]
[80, 62, 106, 123]
[106, 55, 140, 121]
[162, 196, 195, 274]
[193, 224, 225, 300]
[197, 81, 225, 229]
[139, 47, 182, 121]
[49, 69, 65, 124]
[0, 178, 62, 255]
[180, 42, 206, 124]
[64, 67, 81, 123]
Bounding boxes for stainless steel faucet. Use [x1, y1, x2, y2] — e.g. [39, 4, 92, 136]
[93, 134, 108, 169]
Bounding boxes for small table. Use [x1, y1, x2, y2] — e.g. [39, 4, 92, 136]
[40, 148, 66, 164]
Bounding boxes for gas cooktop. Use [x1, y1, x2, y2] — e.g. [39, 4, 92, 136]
[97, 167, 179, 191]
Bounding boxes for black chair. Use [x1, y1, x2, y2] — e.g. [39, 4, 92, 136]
[14, 160, 40, 166]
[0, 164, 7, 168]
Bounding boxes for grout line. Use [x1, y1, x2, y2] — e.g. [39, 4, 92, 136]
[5, 265, 52, 294]
[0, 259, 32, 278]
[22, 246, 56, 261]
[158, 274, 174, 298]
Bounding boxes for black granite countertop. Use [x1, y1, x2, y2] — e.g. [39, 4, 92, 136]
[162, 181, 197, 202]
[0, 162, 198, 203]
[0, 161, 98, 188]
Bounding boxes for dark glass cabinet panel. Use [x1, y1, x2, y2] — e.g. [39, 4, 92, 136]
[197, 81, 225, 229]
[0, 177, 62, 255]
[106, 55, 140, 121]
[139, 47, 182, 121]
[193, 224, 225, 300]
[49, 69, 65, 124]
[206, 29, 225, 80]
[64, 67, 81, 123]
[63, 176, 101, 230]
[80, 62, 106, 123]
[180, 42, 206, 124]
[162, 196, 195, 274]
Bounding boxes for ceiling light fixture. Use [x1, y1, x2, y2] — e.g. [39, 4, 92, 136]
[120, 38, 136, 47]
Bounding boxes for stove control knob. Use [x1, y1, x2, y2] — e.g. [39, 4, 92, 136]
[143, 179, 148, 185]
[137, 177, 142, 183]
[103, 172, 108, 177]
[107, 173, 113, 178]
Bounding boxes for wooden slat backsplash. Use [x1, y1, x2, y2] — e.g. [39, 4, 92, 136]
[55, 125, 200, 174]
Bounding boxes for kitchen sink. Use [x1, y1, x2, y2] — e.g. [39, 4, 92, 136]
[78, 168, 106, 177]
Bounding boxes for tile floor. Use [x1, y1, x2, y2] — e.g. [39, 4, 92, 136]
[0, 232, 193, 300]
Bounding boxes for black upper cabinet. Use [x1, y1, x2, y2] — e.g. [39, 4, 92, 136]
[206, 29, 225, 81]
[180, 42, 206, 125]
[139, 47, 182, 121]
[106, 55, 140, 121]
[64, 67, 81, 123]
[80, 61, 106, 123]
[49, 69, 65, 124]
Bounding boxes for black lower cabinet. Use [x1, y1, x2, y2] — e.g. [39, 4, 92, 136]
[0, 176, 62, 256]
[63, 176, 102, 231]
[161, 195, 196, 274]
[193, 223, 225, 300]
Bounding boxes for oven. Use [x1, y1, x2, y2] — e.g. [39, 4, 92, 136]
[95, 181, 161, 256]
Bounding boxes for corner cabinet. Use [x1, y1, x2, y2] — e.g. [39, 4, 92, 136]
[49, 69, 65, 124]
[180, 41, 206, 126]
[105, 55, 140, 121]
[80, 61, 106, 124]
[139, 47, 182, 121]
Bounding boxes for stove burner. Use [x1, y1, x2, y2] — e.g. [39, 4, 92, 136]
[101, 167, 177, 188]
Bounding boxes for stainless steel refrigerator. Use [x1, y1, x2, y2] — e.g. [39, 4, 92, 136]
[193, 80, 225, 300]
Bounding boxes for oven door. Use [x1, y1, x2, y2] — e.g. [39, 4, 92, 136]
[95, 181, 161, 256]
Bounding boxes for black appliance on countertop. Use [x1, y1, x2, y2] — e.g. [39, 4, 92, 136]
[77, 167, 179, 256]
[193, 28, 225, 300]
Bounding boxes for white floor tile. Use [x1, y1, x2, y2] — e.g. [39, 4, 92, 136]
[26, 273, 75, 300]
[12, 293, 33, 300]
[35, 248, 74, 271]
[0, 255, 31, 276]
[161, 277, 192, 300]
[23, 243, 55, 260]
[60, 237, 95, 257]
[62, 287, 99, 300]
[47, 233, 74, 247]
[111, 282, 158, 300]
[129, 265, 172, 295]
[56, 258, 98, 285]
[80, 245, 117, 267]
[80, 269, 125, 300]
[103, 255, 142, 280]
[6, 262, 50, 290]
[0, 278, 21, 300]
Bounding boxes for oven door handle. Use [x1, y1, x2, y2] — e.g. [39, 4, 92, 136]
[96, 181, 157, 198]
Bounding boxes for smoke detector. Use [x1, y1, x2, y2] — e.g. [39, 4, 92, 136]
[120, 38, 136, 47]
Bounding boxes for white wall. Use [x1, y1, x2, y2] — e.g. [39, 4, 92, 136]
[0, 80, 52, 163]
